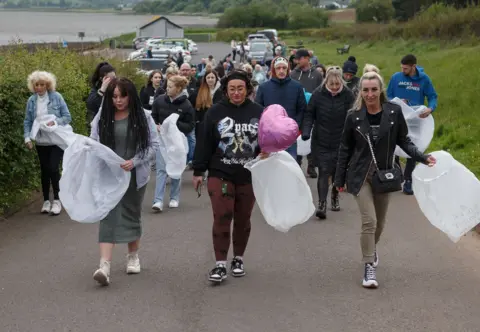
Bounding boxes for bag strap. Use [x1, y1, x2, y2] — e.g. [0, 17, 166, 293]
[366, 134, 380, 171]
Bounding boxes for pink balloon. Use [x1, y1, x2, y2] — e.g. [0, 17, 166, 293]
[258, 104, 300, 153]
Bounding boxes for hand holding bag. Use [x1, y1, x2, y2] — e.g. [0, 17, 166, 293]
[366, 133, 402, 194]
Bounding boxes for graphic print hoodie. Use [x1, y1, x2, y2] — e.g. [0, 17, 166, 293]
[387, 66, 438, 111]
[192, 98, 263, 184]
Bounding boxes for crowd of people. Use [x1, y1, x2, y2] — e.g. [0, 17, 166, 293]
[23, 42, 438, 289]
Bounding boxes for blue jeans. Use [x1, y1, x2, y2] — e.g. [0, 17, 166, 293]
[154, 150, 181, 203]
[285, 142, 297, 159]
[187, 130, 196, 163]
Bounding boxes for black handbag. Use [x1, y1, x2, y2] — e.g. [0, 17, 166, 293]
[366, 133, 403, 194]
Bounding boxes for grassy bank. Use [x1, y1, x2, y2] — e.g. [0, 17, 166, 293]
[285, 38, 480, 176]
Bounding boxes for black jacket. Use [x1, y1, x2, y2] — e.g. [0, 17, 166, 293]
[192, 98, 263, 184]
[334, 102, 429, 196]
[86, 88, 103, 119]
[140, 84, 165, 110]
[151, 92, 195, 135]
[302, 86, 355, 157]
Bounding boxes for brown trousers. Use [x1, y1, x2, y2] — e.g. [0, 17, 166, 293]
[207, 177, 256, 261]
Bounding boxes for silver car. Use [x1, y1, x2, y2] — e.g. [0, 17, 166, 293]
[247, 41, 274, 66]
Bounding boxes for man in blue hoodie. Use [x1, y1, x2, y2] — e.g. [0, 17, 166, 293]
[387, 54, 438, 195]
[255, 56, 306, 159]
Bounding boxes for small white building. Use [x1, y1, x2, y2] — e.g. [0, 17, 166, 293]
[137, 16, 184, 39]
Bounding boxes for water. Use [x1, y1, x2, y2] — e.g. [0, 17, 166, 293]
[0, 11, 218, 45]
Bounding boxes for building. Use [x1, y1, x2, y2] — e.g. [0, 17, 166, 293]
[137, 16, 184, 39]
[317, 0, 351, 9]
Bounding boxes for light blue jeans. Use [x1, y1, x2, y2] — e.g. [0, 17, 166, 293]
[187, 129, 196, 163]
[154, 150, 181, 203]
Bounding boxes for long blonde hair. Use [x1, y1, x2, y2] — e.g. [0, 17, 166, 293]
[353, 69, 387, 111]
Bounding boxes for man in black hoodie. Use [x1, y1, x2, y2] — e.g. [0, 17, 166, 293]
[290, 48, 323, 178]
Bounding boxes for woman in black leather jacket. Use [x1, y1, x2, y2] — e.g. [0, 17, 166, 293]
[334, 69, 436, 289]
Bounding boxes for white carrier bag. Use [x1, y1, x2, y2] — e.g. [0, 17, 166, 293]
[158, 113, 189, 180]
[412, 150, 480, 242]
[390, 97, 435, 158]
[59, 136, 131, 223]
[245, 151, 315, 232]
[297, 129, 312, 156]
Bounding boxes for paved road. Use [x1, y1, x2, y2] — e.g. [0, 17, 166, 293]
[1, 170, 480, 332]
[2, 42, 480, 331]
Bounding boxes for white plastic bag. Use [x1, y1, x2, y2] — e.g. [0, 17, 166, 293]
[244, 151, 316, 232]
[158, 113, 189, 179]
[297, 129, 312, 156]
[30, 114, 76, 150]
[412, 150, 480, 242]
[390, 97, 435, 158]
[59, 135, 131, 223]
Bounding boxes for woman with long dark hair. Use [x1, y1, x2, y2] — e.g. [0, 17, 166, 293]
[192, 70, 268, 284]
[191, 69, 222, 138]
[86, 62, 116, 122]
[89, 77, 159, 286]
[140, 70, 165, 110]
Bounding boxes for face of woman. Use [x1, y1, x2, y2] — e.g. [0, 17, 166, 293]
[151, 73, 162, 87]
[166, 80, 181, 98]
[326, 78, 342, 93]
[113, 87, 129, 112]
[227, 79, 247, 105]
[34, 80, 47, 96]
[205, 73, 216, 87]
[361, 79, 382, 108]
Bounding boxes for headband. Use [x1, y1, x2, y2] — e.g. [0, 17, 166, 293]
[273, 57, 289, 68]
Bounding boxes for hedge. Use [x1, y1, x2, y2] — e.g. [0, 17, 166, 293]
[0, 45, 144, 216]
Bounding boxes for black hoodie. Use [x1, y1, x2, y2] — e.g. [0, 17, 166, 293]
[192, 98, 263, 184]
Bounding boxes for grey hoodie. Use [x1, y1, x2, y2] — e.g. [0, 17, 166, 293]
[290, 67, 323, 93]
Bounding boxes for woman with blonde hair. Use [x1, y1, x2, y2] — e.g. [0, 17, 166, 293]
[363, 63, 380, 75]
[301, 66, 355, 220]
[155, 66, 179, 99]
[151, 75, 195, 211]
[334, 69, 436, 289]
[191, 69, 223, 139]
[23, 70, 72, 215]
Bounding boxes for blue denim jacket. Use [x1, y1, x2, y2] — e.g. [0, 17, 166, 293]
[24, 91, 72, 140]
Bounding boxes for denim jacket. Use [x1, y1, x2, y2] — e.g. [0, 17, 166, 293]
[90, 109, 160, 189]
[24, 91, 72, 141]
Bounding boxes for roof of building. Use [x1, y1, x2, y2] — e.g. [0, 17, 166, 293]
[139, 16, 183, 30]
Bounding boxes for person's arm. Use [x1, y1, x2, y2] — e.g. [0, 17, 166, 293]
[23, 98, 33, 142]
[193, 110, 215, 176]
[139, 86, 150, 109]
[396, 109, 428, 164]
[296, 86, 307, 127]
[386, 75, 395, 100]
[89, 110, 101, 141]
[86, 88, 103, 116]
[334, 112, 355, 188]
[151, 99, 161, 124]
[55, 93, 72, 125]
[132, 113, 160, 167]
[424, 76, 438, 112]
[176, 103, 195, 134]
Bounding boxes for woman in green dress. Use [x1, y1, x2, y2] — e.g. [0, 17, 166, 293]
[90, 77, 159, 286]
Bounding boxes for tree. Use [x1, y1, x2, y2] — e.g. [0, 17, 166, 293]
[356, 0, 394, 23]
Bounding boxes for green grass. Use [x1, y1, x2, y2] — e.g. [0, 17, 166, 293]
[284, 38, 480, 176]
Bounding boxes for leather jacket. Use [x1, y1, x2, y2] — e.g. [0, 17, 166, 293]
[334, 101, 428, 196]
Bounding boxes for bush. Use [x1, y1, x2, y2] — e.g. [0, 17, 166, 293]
[356, 0, 394, 23]
[215, 28, 259, 42]
[0, 44, 144, 215]
[288, 6, 329, 30]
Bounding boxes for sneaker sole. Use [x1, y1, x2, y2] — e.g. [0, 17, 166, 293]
[362, 280, 379, 289]
[316, 212, 326, 219]
[331, 207, 340, 212]
[41, 210, 50, 214]
[93, 271, 110, 286]
[231, 271, 246, 278]
[208, 276, 226, 283]
[152, 206, 163, 212]
[49, 211, 61, 216]
[126, 268, 141, 274]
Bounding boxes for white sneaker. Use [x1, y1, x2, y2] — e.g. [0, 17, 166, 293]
[93, 260, 111, 286]
[41, 200, 51, 214]
[152, 201, 163, 212]
[126, 253, 141, 274]
[50, 200, 62, 215]
[169, 200, 179, 208]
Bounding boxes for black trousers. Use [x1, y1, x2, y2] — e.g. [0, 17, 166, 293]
[316, 150, 338, 202]
[394, 156, 416, 181]
[36, 145, 64, 201]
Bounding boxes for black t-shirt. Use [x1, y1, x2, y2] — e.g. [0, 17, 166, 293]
[367, 111, 383, 143]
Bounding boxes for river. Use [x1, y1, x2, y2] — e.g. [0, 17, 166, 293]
[0, 11, 218, 45]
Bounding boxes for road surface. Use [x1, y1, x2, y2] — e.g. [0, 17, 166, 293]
[1, 42, 480, 331]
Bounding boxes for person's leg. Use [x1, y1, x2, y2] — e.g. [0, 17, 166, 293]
[169, 178, 181, 207]
[231, 183, 256, 277]
[316, 162, 329, 219]
[187, 130, 196, 165]
[330, 153, 340, 211]
[94, 243, 114, 286]
[306, 153, 317, 178]
[36, 145, 53, 213]
[153, 151, 167, 210]
[207, 177, 235, 282]
[402, 158, 416, 195]
[48, 145, 64, 215]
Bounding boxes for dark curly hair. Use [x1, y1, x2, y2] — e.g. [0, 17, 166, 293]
[220, 69, 254, 99]
[91, 61, 116, 89]
[98, 77, 151, 158]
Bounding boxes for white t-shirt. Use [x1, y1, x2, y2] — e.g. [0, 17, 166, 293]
[36, 93, 49, 118]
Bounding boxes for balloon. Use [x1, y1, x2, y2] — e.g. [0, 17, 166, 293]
[258, 104, 299, 153]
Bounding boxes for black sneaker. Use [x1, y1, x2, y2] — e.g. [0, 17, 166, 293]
[208, 265, 227, 283]
[230, 257, 246, 277]
[403, 180, 414, 195]
[316, 201, 326, 219]
[373, 250, 379, 268]
[362, 263, 379, 289]
[331, 193, 340, 211]
[307, 165, 318, 178]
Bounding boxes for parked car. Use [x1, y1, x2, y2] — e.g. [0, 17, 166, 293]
[247, 41, 274, 66]
[247, 34, 269, 44]
[187, 39, 198, 54]
[132, 36, 150, 50]
[257, 29, 278, 43]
